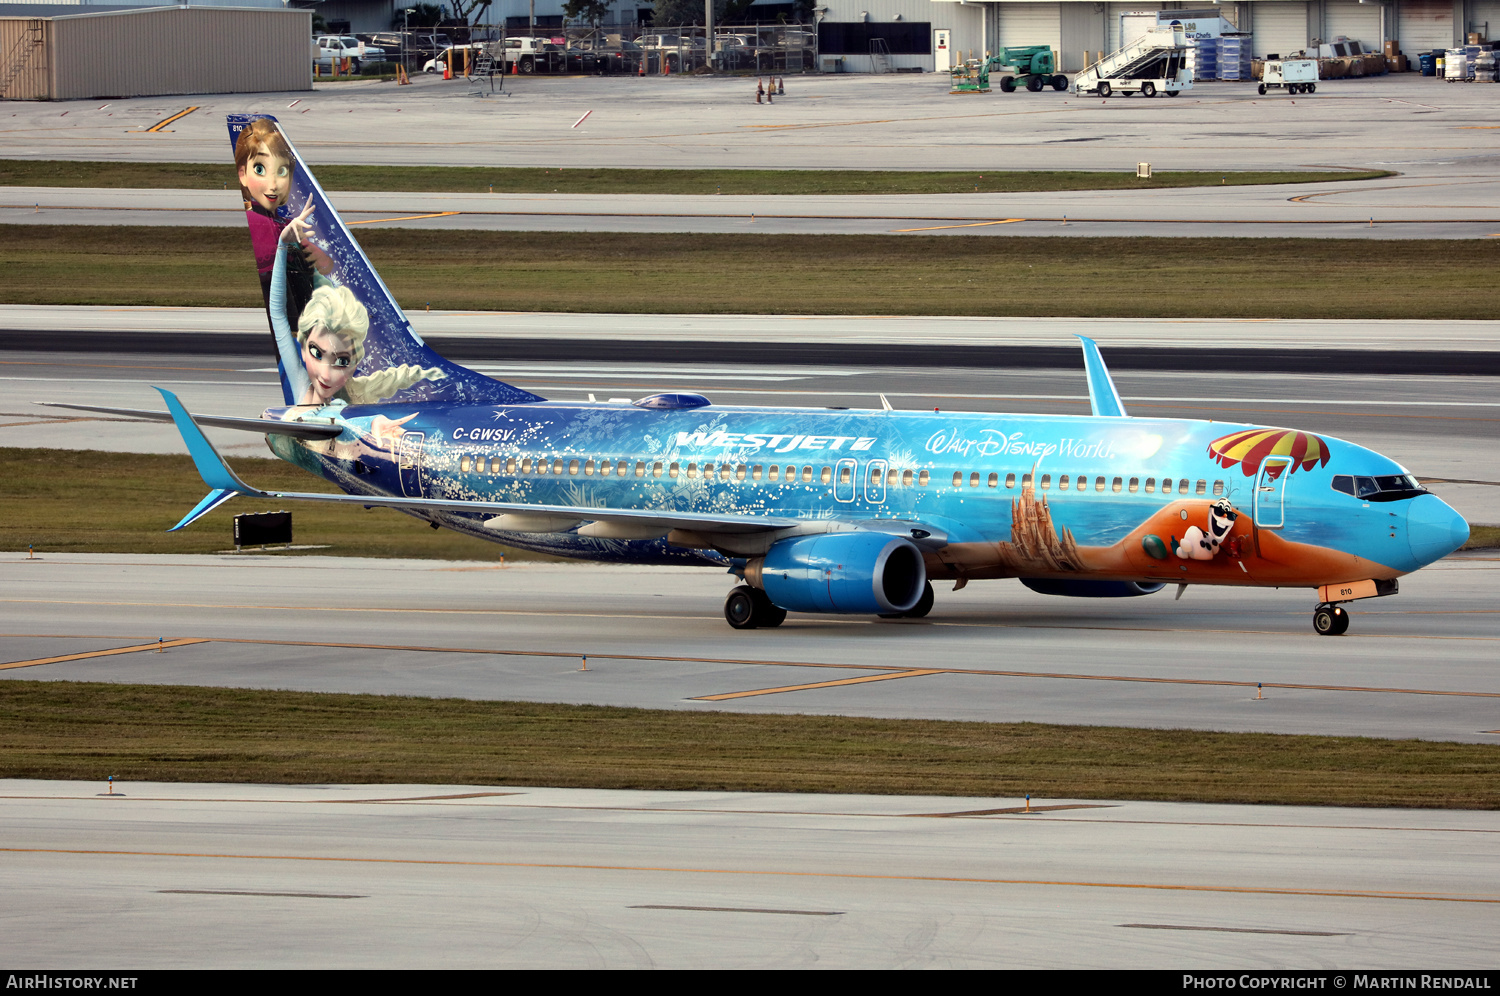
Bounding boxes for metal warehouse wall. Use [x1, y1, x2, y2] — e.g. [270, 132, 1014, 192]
[48, 6, 310, 99]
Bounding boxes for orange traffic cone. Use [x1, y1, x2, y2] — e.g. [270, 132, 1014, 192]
[443, 60, 452, 80]
[511, 59, 518, 75]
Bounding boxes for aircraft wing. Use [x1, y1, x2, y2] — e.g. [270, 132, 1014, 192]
[39, 402, 345, 440]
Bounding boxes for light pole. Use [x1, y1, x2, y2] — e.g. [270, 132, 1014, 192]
[402, 7, 413, 73]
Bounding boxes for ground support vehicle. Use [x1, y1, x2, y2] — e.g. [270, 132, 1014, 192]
[1258, 58, 1317, 94]
[991, 46, 1067, 92]
[1071, 25, 1193, 97]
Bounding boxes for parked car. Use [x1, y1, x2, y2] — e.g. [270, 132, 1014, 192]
[314, 35, 385, 73]
[575, 37, 642, 73]
[502, 36, 565, 74]
[422, 43, 488, 74]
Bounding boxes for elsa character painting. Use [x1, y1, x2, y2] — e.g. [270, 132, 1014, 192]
[270, 201, 446, 410]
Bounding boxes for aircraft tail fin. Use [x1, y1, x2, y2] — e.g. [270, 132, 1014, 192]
[227, 114, 543, 409]
[1076, 335, 1128, 417]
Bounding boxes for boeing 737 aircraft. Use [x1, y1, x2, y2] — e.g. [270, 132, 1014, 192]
[55, 115, 1471, 634]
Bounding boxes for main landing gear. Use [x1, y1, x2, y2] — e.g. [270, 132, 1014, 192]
[1312, 603, 1350, 636]
[724, 585, 787, 630]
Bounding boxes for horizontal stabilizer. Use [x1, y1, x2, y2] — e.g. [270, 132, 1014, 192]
[169, 488, 239, 532]
[40, 402, 343, 440]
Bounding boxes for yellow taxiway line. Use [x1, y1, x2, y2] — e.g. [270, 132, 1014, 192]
[0, 638, 209, 670]
[692, 669, 944, 701]
[891, 219, 1024, 232]
[347, 211, 461, 225]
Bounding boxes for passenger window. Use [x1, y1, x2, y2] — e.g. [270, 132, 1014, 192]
[1023, 473, 1033, 488]
[1095, 478, 1105, 493]
[1111, 477, 1122, 493]
[584, 459, 595, 476]
[1196, 479, 1206, 495]
[634, 461, 645, 478]
[1040, 474, 1051, 490]
[820, 466, 832, 484]
[653, 462, 663, 478]
[1161, 477, 1171, 494]
[1058, 475, 1069, 491]
[1005, 473, 1016, 489]
[901, 470, 913, 487]
[599, 459, 612, 476]
[803, 466, 814, 483]
[521, 457, 532, 474]
[887, 469, 898, 486]
[553, 459, 565, 474]
[1179, 480, 1189, 495]
[1212, 480, 1223, 496]
[720, 465, 732, 482]
[1144, 477, 1154, 493]
[670, 462, 680, 479]
[787, 465, 797, 481]
[505, 457, 516, 475]
[771, 465, 782, 482]
[952, 471, 962, 488]
[617, 460, 628, 476]
[970, 472, 980, 488]
[568, 460, 579, 476]
[537, 459, 549, 476]
[687, 462, 698, 479]
[1128, 477, 1139, 494]
[704, 463, 714, 479]
[752, 465, 762, 481]
[918, 470, 929, 486]
[460, 456, 472, 472]
[839, 466, 851, 485]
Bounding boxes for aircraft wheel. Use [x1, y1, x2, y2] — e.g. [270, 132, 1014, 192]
[751, 588, 786, 628]
[1097, 82, 1111, 97]
[1141, 81, 1156, 97]
[725, 585, 759, 629]
[1313, 604, 1349, 636]
[1026, 75, 1044, 92]
[904, 581, 935, 619]
[1258, 83, 1267, 95]
[1051, 74, 1067, 91]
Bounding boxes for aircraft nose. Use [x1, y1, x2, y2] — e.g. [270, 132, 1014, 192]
[1407, 493, 1469, 566]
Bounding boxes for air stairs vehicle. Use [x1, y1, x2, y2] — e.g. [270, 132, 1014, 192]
[1070, 24, 1194, 98]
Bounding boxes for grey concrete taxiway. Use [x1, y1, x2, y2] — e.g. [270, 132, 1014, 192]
[2, 780, 1497, 969]
[4, 552, 1498, 742]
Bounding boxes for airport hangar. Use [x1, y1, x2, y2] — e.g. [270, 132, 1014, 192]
[308, 0, 1494, 74]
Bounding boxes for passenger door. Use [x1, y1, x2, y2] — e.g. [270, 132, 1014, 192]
[398, 431, 426, 498]
[1253, 456, 1292, 529]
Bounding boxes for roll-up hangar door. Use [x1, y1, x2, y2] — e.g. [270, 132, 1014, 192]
[1322, 1, 1384, 51]
[1106, 2, 1163, 52]
[996, 2, 1062, 55]
[1398, 0, 1452, 52]
[1464, 0, 1498, 44]
[1252, 1, 1309, 58]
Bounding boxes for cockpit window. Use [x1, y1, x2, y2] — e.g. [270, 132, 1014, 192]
[1332, 473, 1427, 502]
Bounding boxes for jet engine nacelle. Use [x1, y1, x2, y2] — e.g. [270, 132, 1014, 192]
[1020, 578, 1166, 598]
[753, 532, 927, 615]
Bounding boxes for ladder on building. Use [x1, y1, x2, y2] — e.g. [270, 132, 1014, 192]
[1, 20, 45, 99]
[869, 38, 892, 74]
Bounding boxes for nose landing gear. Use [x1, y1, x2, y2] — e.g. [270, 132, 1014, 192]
[1312, 603, 1350, 636]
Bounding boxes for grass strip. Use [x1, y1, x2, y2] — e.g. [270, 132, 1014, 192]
[0, 160, 1392, 195]
[0, 448, 549, 560]
[4, 225, 1496, 319]
[0, 679, 1496, 807]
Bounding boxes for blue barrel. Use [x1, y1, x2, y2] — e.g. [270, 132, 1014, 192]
[1419, 51, 1436, 75]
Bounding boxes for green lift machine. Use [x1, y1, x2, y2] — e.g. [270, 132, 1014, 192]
[949, 46, 1068, 94]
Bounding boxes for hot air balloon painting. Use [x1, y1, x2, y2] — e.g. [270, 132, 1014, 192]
[1207, 428, 1332, 477]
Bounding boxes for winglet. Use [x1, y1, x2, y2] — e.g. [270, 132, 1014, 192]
[155, 387, 265, 496]
[1076, 335, 1127, 418]
[168, 488, 239, 532]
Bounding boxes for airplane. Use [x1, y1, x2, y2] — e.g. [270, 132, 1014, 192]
[50, 114, 1471, 635]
